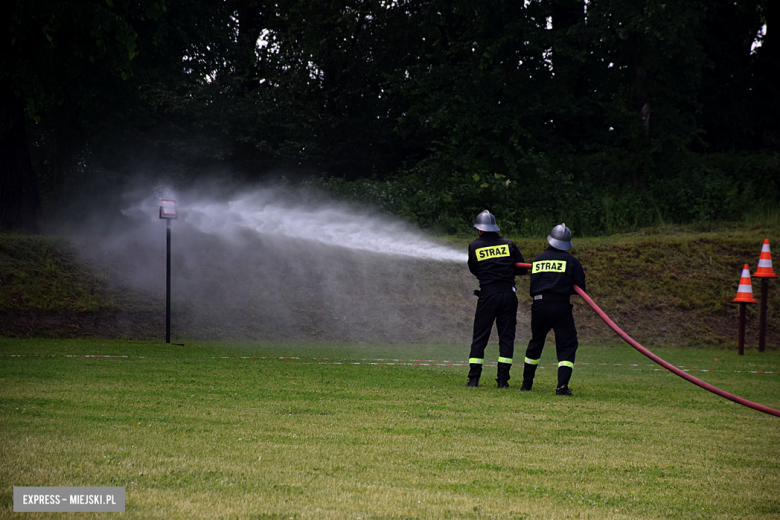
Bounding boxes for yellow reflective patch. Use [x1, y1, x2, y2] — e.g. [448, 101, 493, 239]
[475, 244, 510, 261]
[532, 260, 567, 273]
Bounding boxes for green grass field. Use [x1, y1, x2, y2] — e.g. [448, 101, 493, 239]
[1, 338, 779, 519]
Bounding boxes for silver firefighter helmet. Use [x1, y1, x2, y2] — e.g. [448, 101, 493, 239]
[547, 223, 573, 250]
[473, 210, 500, 232]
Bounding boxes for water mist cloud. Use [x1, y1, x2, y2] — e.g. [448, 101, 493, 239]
[125, 187, 467, 263]
[69, 182, 505, 344]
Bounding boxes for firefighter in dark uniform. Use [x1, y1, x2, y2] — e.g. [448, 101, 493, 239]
[520, 223, 586, 396]
[465, 210, 527, 388]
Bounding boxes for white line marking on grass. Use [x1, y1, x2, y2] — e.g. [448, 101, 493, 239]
[3, 354, 776, 374]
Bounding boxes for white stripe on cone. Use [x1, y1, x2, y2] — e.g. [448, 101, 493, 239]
[735, 266, 755, 298]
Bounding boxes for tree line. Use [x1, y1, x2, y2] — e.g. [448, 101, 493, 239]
[2, 0, 778, 235]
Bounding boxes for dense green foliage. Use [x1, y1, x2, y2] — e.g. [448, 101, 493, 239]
[3, 0, 779, 233]
[308, 153, 780, 235]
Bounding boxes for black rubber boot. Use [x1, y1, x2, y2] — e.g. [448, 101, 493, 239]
[467, 363, 483, 380]
[496, 362, 511, 388]
[521, 362, 537, 391]
[555, 385, 573, 396]
[557, 366, 573, 388]
[523, 362, 538, 381]
[462, 377, 479, 387]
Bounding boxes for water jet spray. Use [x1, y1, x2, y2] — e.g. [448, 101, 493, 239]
[131, 188, 466, 262]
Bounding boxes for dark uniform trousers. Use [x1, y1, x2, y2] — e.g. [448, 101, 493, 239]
[523, 299, 578, 388]
[468, 291, 517, 382]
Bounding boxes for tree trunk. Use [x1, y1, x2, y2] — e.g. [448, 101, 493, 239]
[550, 0, 592, 141]
[628, 31, 649, 188]
[0, 88, 40, 233]
[754, 0, 780, 146]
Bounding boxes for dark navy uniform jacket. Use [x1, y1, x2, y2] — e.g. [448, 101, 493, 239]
[467, 232, 527, 295]
[529, 247, 586, 297]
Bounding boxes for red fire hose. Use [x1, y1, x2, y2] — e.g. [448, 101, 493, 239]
[516, 262, 780, 417]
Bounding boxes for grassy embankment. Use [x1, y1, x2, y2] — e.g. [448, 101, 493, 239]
[444, 222, 780, 349]
[1, 222, 779, 348]
[0, 234, 157, 339]
[1, 338, 779, 519]
[0, 234, 114, 313]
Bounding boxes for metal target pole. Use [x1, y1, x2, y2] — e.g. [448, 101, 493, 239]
[166, 217, 171, 343]
[160, 199, 178, 344]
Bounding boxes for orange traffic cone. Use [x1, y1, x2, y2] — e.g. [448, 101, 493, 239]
[731, 264, 757, 304]
[752, 239, 778, 278]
